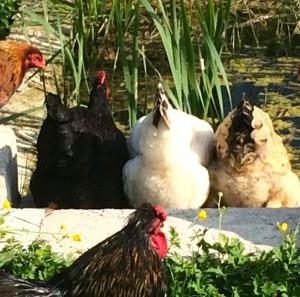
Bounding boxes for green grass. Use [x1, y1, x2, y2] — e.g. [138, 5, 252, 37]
[0, 239, 74, 280]
[165, 226, 300, 297]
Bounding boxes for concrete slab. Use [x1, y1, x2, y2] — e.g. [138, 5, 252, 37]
[0, 126, 19, 206]
[0, 208, 299, 257]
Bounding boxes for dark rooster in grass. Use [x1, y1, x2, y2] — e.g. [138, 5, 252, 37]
[0, 204, 168, 297]
[30, 70, 130, 209]
[0, 40, 45, 107]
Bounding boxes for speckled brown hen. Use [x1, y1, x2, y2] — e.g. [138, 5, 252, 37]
[207, 99, 300, 207]
[0, 40, 45, 107]
[0, 204, 168, 297]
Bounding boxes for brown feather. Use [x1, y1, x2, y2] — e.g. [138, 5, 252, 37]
[0, 40, 44, 107]
[207, 99, 300, 208]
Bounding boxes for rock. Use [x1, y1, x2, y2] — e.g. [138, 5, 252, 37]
[0, 208, 299, 257]
[0, 126, 20, 206]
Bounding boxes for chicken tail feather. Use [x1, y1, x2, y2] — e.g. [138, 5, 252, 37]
[152, 83, 171, 129]
[227, 99, 256, 165]
[0, 270, 62, 297]
[45, 93, 71, 123]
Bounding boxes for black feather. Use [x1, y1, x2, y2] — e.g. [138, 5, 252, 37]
[0, 270, 62, 297]
[30, 74, 130, 209]
[227, 99, 256, 166]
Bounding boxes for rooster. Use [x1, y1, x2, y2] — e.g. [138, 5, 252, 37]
[124, 83, 214, 208]
[0, 204, 168, 297]
[207, 99, 300, 207]
[30, 70, 130, 209]
[0, 40, 45, 107]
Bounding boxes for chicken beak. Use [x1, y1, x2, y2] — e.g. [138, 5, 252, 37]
[40, 57, 46, 69]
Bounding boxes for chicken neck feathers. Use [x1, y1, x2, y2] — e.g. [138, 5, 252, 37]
[0, 41, 43, 107]
[0, 46, 23, 107]
[50, 229, 165, 297]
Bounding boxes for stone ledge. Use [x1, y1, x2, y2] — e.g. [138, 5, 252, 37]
[0, 126, 19, 205]
[0, 208, 299, 256]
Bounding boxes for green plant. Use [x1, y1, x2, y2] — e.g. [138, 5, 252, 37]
[112, 0, 141, 128]
[141, 0, 232, 122]
[165, 226, 300, 297]
[23, 0, 110, 105]
[0, 0, 20, 39]
[0, 239, 74, 280]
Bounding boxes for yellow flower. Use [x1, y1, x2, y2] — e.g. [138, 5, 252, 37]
[198, 209, 207, 220]
[277, 221, 288, 233]
[2, 199, 11, 209]
[60, 224, 67, 230]
[70, 233, 81, 241]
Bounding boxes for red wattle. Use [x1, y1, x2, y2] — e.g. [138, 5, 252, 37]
[150, 231, 168, 258]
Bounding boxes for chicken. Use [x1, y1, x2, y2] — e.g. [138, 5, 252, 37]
[0, 204, 168, 297]
[123, 83, 214, 208]
[207, 99, 300, 207]
[0, 40, 45, 107]
[30, 70, 130, 209]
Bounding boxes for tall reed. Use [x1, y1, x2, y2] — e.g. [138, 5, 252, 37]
[112, 0, 141, 128]
[23, 0, 109, 105]
[141, 0, 232, 121]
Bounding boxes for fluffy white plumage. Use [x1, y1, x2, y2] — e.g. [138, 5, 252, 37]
[123, 84, 214, 208]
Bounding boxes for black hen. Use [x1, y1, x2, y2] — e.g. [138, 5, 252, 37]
[30, 70, 130, 209]
[0, 204, 168, 297]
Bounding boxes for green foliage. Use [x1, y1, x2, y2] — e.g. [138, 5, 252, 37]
[0, 0, 20, 38]
[165, 227, 300, 297]
[22, 0, 232, 125]
[0, 239, 74, 280]
[141, 0, 232, 122]
[23, 0, 109, 105]
[112, 0, 140, 128]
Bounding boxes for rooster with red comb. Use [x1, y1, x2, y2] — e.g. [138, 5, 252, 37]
[0, 204, 168, 297]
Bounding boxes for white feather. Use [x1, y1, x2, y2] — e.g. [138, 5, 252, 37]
[124, 102, 214, 208]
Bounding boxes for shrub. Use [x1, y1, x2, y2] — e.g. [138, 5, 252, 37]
[0, 239, 74, 280]
[165, 227, 300, 297]
[0, 0, 20, 39]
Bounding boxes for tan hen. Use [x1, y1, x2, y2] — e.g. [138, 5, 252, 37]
[207, 100, 300, 207]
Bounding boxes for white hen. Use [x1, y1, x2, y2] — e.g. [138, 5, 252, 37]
[123, 84, 214, 208]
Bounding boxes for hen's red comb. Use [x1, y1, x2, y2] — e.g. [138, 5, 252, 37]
[154, 205, 167, 221]
[97, 70, 106, 85]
